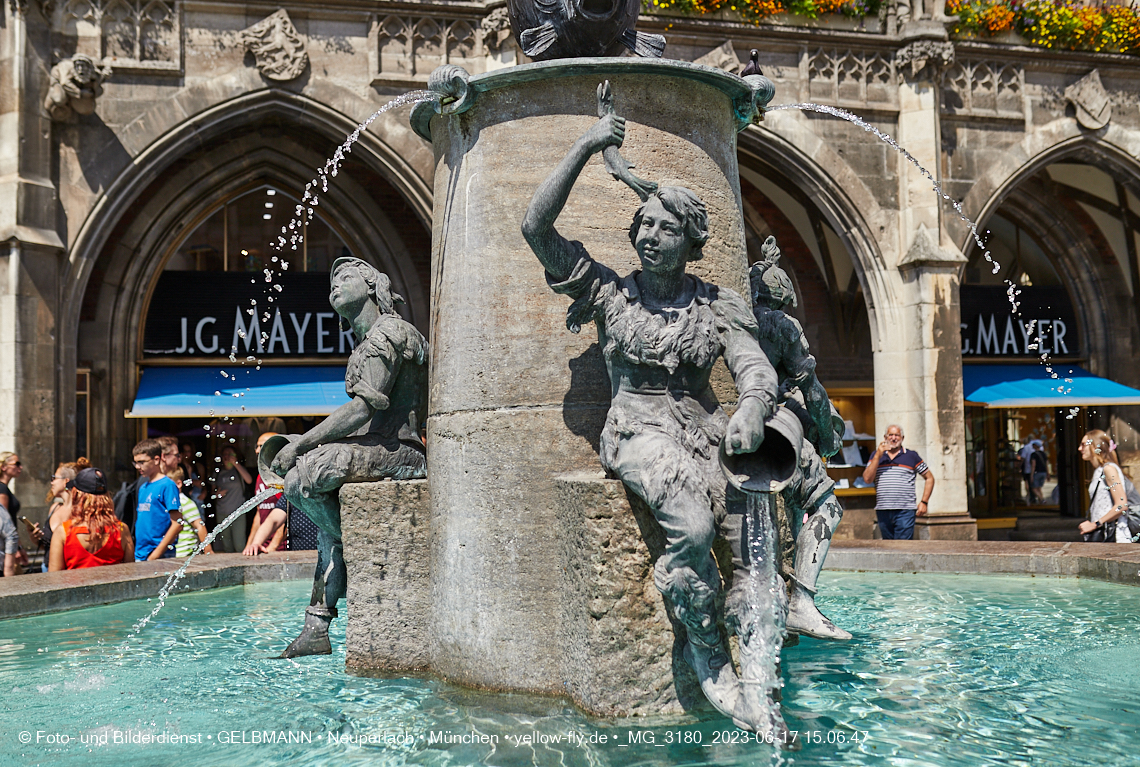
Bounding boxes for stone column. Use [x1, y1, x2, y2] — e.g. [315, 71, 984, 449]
[414, 60, 759, 694]
[0, 5, 64, 526]
[897, 227, 974, 538]
[876, 30, 975, 538]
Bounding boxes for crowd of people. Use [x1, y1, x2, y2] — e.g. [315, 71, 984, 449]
[1, 432, 316, 574]
[3, 424, 1139, 570]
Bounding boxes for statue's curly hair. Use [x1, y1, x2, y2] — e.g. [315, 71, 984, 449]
[330, 257, 404, 311]
[628, 186, 710, 262]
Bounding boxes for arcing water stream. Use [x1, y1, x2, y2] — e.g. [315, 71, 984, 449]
[768, 102, 1078, 417]
[116, 486, 280, 652]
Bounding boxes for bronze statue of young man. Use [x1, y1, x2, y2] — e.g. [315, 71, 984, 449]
[269, 257, 428, 657]
[522, 110, 782, 730]
[750, 236, 851, 640]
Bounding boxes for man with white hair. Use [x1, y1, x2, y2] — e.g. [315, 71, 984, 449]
[861, 424, 934, 540]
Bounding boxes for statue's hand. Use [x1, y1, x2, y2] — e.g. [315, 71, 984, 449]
[724, 398, 767, 455]
[581, 113, 625, 155]
[271, 443, 300, 476]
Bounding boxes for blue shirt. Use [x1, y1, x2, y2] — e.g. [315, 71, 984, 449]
[134, 475, 182, 560]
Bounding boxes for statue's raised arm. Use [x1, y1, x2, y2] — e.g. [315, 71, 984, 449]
[521, 84, 787, 735]
[521, 112, 625, 282]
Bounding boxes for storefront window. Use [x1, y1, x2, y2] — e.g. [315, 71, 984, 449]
[163, 185, 351, 272]
[136, 184, 363, 545]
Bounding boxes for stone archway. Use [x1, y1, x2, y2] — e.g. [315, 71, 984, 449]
[61, 88, 436, 469]
[952, 121, 1140, 254]
[959, 138, 1140, 388]
[740, 118, 899, 354]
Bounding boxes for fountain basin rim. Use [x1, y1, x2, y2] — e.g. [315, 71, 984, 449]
[411, 57, 757, 142]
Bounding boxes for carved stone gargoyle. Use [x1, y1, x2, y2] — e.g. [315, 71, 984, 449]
[45, 54, 110, 122]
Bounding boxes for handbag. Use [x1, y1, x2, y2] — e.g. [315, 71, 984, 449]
[1084, 468, 1140, 543]
[1082, 523, 1111, 543]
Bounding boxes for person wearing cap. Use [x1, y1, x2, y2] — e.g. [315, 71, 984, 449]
[269, 257, 428, 657]
[49, 467, 134, 570]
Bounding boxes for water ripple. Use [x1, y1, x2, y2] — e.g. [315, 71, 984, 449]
[3, 573, 1139, 766]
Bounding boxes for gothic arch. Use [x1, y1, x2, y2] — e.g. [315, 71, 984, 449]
[59, 86, 436, 468]
[740, 117, 895, 351]
[951, 119, 1140, 253]
[961, 149, 1140, 388]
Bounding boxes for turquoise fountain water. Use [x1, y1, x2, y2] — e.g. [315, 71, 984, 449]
[5, 571, 1140, 766]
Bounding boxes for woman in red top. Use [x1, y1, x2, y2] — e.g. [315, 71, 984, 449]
[48, 467, 134, 570]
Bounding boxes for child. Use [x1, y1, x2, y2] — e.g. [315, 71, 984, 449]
[167, 466, 213, 557]
[131, 438, 183, 561]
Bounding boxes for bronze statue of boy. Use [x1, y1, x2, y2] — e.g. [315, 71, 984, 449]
[522, 109, 783, 731]
[268, 257, 428, 657]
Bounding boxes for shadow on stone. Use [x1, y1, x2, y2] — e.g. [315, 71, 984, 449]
[562, 342, 610, 457]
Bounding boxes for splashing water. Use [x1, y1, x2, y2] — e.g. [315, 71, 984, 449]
[737, 493, 788, 737]
[768, 103, 1081, 416]
[115, 485, 281, 652]
[278, 90, 438, 257]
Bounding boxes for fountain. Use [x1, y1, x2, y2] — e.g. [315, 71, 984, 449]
[296, 12, 838, 734]
[10, 8, 1129, 763]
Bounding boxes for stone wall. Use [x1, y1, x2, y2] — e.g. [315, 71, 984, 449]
[341, 479, 432, 673]
[340, 475, 708, 716]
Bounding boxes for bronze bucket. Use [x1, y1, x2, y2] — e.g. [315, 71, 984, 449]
[256, 434, 297, 489]
[718, 406, 803, 494]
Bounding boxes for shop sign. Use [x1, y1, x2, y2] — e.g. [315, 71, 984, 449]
[960, 286, 1079, 357]
[143, 271, 352, 358]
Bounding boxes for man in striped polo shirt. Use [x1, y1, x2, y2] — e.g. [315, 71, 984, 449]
[861, 424, 935, 540]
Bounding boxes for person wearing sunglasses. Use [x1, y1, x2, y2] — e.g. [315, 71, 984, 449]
[0, 452, 26, 575]
[26, 458, 90, 571]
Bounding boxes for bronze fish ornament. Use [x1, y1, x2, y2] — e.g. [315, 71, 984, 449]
[507, 0, 666, 60]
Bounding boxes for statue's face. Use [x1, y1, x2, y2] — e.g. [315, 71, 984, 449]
[74, 59, 94, 81]
[634, 197, 691, 276]
[329, 266, 370, 318]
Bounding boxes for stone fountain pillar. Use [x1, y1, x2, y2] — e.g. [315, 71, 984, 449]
[410, 59, 766, 695]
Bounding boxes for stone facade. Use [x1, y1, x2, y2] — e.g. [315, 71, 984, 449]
[0, 1, 1137, 537]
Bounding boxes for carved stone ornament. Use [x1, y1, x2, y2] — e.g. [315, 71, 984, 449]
[240, 9, 309, 81]
[694, 41, 743, 76]
[895, 39, 954, 78]
[44, 54, 110, 122]
[1065, 69, 1111, 130]
[480, 6, 513, 53]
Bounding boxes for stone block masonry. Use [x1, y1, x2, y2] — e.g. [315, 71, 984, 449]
[342, 479, 431, 672]
[341, 476, 708, 715]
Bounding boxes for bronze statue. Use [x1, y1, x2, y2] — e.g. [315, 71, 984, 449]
[750, 236, 851, 640]
[521, 100, 785, 732]
[507, 0, 665, 60]
[266, 257, 428, 657]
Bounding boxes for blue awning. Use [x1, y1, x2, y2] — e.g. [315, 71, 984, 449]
[963, 364, 1140, 408]
[126, 366, 350, 418]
